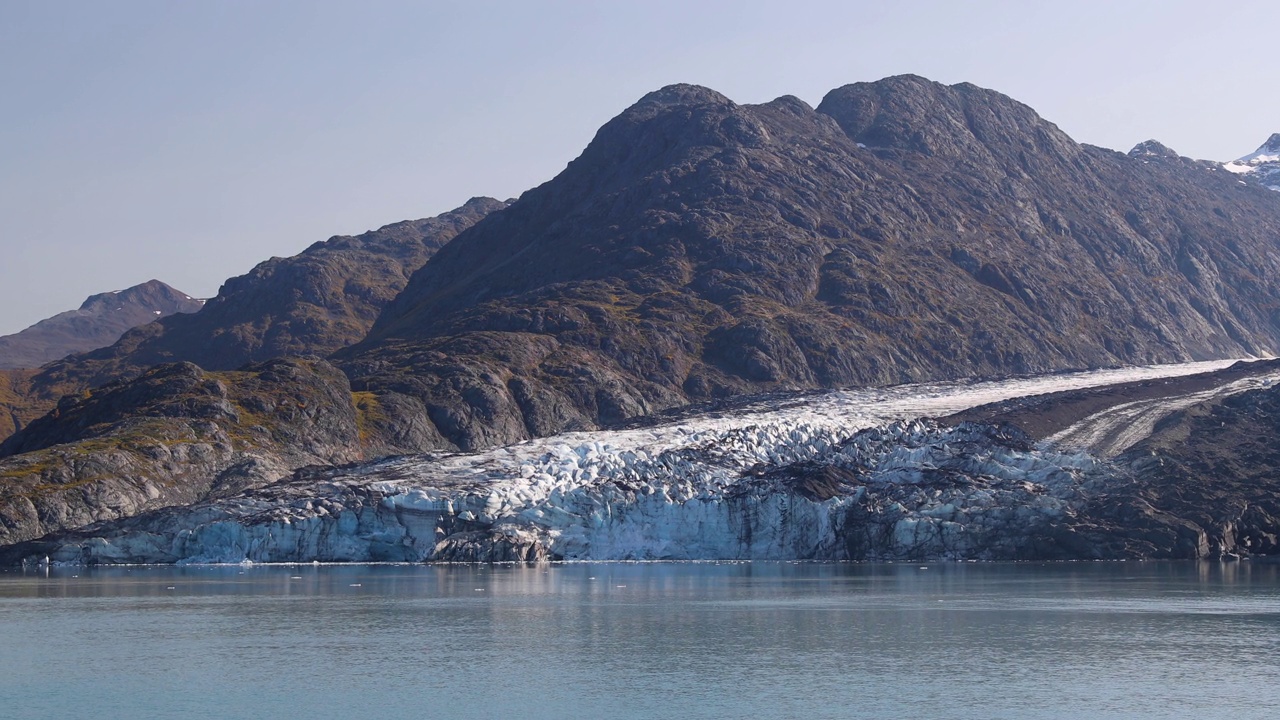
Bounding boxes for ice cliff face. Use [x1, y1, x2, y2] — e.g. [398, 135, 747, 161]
[4, 360, 1252, 566]
[51, 421, 1113, 565]
[1224, 133, 1280, 191]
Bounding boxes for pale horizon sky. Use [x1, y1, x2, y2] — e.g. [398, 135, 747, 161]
[2, 0, 1279, 336]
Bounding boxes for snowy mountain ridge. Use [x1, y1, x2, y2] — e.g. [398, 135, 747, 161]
[1223, 133, 1280, 190]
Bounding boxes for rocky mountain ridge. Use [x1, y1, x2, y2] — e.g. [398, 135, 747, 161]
[0, 198, 506, 439]
[0, 280, 203, 370]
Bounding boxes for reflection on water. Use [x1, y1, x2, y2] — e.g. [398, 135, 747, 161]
[2, 561, 1278, 720]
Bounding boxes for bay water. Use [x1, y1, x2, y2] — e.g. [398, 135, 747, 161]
[2, 561, 1277, 719]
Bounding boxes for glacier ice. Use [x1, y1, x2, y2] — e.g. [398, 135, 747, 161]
[15, 359, 1260, 565]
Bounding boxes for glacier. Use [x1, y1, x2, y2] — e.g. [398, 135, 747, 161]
[10, 359, 1267, 566]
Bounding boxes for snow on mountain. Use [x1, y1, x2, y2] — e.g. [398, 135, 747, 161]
[1223, 133, 1280, 191]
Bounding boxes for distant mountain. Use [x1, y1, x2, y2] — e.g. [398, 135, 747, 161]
[0, 197, 507, 438]
[0, 280, 203, 370]
[1223, 133, 1280, 191]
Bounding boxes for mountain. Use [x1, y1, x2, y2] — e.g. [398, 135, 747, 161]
[0, 197, 507, 439]
[8, 75, 1280, 547]
[335, 76, 1280, 453]
[0, 280, 203, 370]
[1223, 133, 1280, 190]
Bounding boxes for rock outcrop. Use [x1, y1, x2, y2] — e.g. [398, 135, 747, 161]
[0, 280, 203, 370]
[0, 358, 361, 547]
[1125, 383, 1280, 557]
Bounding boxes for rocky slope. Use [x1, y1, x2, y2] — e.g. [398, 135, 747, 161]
[336, 76, 1280, 454]
[1223, 133, 1280, 191]
[0, 358, 361, 547]
[0, 280, 203, 370]
[0, 369, 34, 441]
[4, 359, 1275, 565]
[0, 198, 506, 439]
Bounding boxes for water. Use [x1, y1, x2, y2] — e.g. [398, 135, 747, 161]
[1, 562, 1278, 720]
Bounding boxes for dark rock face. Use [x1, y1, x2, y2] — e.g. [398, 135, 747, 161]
[1128, 140, 1180, 159]
[0, 358, 361, 547]
[0, 280, 203, 370]
[0, 198, 506, 440]
[0, 370, 34, 441]
[1124, 383, 1280, 557]
[946, 362, 1280, 559]
[337, 76, 1280, 453]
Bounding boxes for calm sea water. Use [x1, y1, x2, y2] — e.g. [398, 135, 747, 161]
[1, 561, 1277, 720]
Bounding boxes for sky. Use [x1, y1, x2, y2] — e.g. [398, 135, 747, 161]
[2, 0, 1278, 335]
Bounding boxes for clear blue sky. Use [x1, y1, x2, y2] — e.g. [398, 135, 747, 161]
[2, 0, 1278, 335]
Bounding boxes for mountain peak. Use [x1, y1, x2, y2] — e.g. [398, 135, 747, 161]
[79, 279, 198, 312]
[457, 196, 508, 213]
[611, 84, 734, 126]
[344, 75, 1280, 454]
[1230, 134, 1280, 164]
[1128, 140, 1179, 159]
[634, 84, 732, 109]
[0, 280, 203, 370]
[816, 75, 1077, 165]
[1223, 133, 1280, 191]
